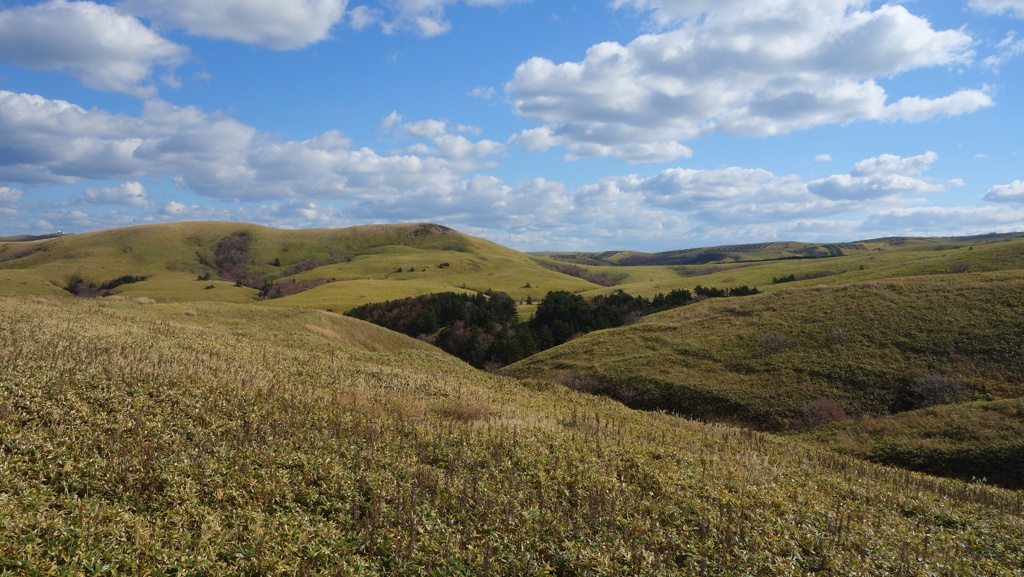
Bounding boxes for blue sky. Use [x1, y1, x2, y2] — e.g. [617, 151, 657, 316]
[1, 0, 1022, 251]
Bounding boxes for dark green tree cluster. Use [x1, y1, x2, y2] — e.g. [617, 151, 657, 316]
[65, 275, 149, 298]
[694, 284, 760, 297]
[345, 286, 759, 369]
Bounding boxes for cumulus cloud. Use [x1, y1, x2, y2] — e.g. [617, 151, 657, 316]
[618, 166, 856, 226]
[80, 181, 154, 209]
[3, 89, 1000, 251]
[399, 119, 449, 139]
[808, 152, 946, 201]
[406, 135, 507, 169]
[120, 0, 348, 50]
[376, 114, 507, 168]
[507, 0, 989, 162]
[513, 126, 692, 163]
[0, 90, 463, 201]
[983, 180, 1024, 203]
[970, 0, 1024, 18]
[0, 0, 187, 97]
[815, 154, 833, 162]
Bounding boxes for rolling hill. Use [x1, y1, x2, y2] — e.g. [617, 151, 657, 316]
[0, 222, 602, 309]
[3, 221, 1024, 569]
[1, 294, 1022, 574]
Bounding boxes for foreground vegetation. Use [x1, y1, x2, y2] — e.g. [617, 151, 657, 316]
[2, 295, 1022, 574]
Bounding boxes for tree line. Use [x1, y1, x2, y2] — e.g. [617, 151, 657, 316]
[346, 285, 758, 370]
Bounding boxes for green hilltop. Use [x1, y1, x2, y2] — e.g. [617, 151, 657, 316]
[0, 221, 600, 308]
[2, 221, 1024, 573]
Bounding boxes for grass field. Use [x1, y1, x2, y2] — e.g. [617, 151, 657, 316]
[794, 396, 1024, 490]
[2, 295, 1022, 574]
[3, 221, 1024, 570]
[506, 270, 1024, 426]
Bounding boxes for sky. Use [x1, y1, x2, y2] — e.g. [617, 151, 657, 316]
[1, 0, 1023, 251]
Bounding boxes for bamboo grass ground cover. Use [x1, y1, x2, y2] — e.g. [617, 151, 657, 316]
[1, 296, 1022, 575]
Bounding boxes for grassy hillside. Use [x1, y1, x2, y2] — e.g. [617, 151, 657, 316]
[2, 295, 1023, 574]
[543, 232, 1024, 267]
[0, 222, 600, 309]
[795, 397, 1024, 490]
[505, 271, 1024, 429]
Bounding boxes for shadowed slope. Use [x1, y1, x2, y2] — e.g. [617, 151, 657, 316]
[505, 272, 1024, 429]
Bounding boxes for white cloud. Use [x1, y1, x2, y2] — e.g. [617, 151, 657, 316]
[121, 0, 348, 50]
[407, 134, 507, 169]
[621, 166, 852, 225]
[81, 181, 154, 209]
[815, 154, 833, 162]
[376, 111, 404, 132]
[376, 115, 505, 168]
[861, 206, 1024, 237]
[468, 86, 497, 100]
[506, 0, 988, 162]
[970, 0, 1024, 18]
[0, 90, 461, 202]
[373, 0, 531, 37]
[983, 31, 1024, 70]
[0, 186, 22, 206]
[808, 152, 946, 200]
[513, 126, 693, 163]
[400, 119, 449, 139]
[0, 0, 187, 97]
[348, 5, 382, 30]
[983, 180, 1024, 203]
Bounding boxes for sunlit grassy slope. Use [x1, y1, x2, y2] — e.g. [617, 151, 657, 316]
[0, 222, 599, 308]
[2, 295, 1022, 575]
[505, 268, 1024, 429]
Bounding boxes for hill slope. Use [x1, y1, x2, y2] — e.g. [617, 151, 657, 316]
[0, 222, 600, 308]
[2, 294, 1022, 574]
[505, 271, 1024, 428]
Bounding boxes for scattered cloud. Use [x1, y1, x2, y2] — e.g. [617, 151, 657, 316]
[358, 0, 532, 37]
[399, 119, 449, 139]
[80, 181, 154, 209]
[815, 154, 833, 162]
[468, 86, 497, 100]
[0, 186, 22, 206]
[983, 31, 1024, 70]
[983, 180, 1024, 202]
[375, 111, 404, 133]
[507, 0, 989, 162]
[970, 0, 1024, 18]
[0, 90, 458, 201]
[348, 5, 382, 30]
[0, 0, 187, 97]
[808, 152, 946, 201]
[120, 0, 348, 50]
